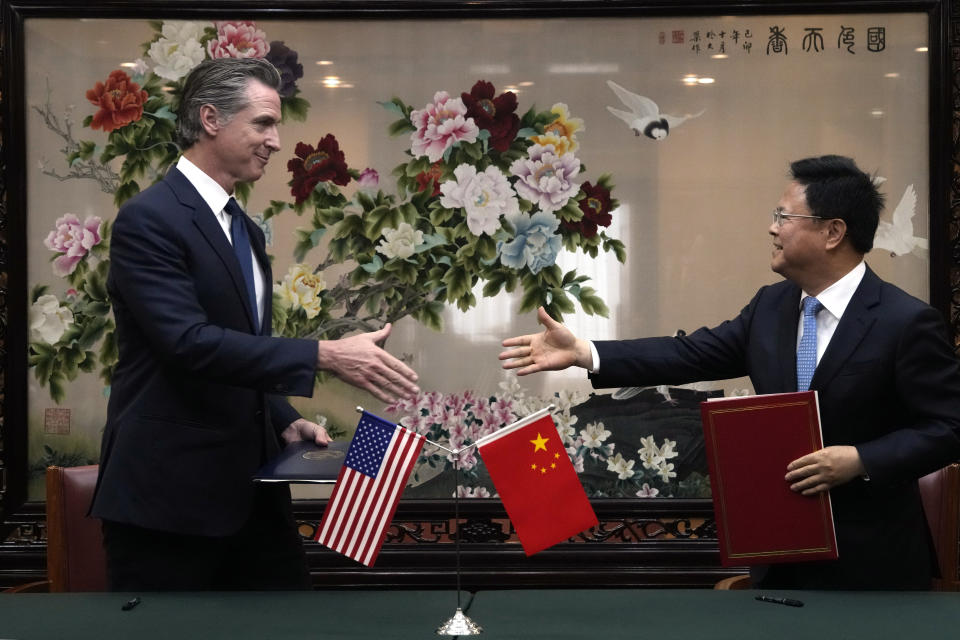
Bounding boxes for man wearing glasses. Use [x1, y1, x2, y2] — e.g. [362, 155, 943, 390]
[499, 155, 960, 590]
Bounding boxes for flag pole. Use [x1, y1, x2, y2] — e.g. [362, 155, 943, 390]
[436, 446, 482, 636]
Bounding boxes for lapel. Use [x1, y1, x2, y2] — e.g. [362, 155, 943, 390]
[164, 168, 260, 333]
[776, 282, 802, 392]
[809, 266, 881, 391]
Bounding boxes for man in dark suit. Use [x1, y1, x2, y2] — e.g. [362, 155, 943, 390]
[500, 155, 960, 589]
[90, 58, 420, 591]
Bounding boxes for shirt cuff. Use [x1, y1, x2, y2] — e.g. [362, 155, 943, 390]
[589, 341, 600, 374]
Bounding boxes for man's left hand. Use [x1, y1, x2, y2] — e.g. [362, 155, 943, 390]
[785, 445, 865, 495]
[281, 418, 332, 446]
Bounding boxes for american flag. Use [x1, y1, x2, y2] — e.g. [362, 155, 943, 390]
[315, 411, 424, 566]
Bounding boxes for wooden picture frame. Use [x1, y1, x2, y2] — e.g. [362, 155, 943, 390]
[1, 0, 955, 589]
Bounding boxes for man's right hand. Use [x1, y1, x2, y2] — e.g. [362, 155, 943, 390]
[498, 307, 593, 375]
[316, 323, 419, 404]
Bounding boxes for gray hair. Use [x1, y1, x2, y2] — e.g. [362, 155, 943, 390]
[176, 58, 282, 149]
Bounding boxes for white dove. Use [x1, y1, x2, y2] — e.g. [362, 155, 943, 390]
[605, 80, 705, 140]
[873, 184, 928, 257]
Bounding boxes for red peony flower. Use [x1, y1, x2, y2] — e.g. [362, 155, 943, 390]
[415, 161, 445, 197]
[461, 80, 519, 153]
[564, 181, 613, 238]
[86, 70, 148, 132]
[287, 134, 350, 204]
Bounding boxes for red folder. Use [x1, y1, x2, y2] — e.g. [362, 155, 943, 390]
[700, 391, 837, 566]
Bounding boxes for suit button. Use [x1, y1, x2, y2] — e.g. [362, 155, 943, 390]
[255, 410, 264, 421]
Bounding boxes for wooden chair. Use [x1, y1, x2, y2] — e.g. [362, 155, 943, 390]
[6, 465, 107, 592]
[919, 463, 960, 590]
[715, 463, 960, 591]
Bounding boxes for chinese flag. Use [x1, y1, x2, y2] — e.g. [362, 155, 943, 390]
[477, 410, 598, 555]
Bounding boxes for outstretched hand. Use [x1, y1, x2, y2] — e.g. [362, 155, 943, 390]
[317, 323, 420, 404]
[498, 307, 593, 375]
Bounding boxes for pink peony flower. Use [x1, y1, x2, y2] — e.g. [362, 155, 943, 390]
[44, 213, 102, 277]
[409, 91, 478, 162]
[357, 168, 380, 191]
[207, 21, 270, 59]
[509, 143, 581, 214]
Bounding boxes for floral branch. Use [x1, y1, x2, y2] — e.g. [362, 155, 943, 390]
[32, 82, 120, 194]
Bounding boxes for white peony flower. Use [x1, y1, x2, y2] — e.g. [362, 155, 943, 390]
[274, 264, 326, 319]
[377, 222, 424, 260]
[148, 21, 210, 81]
[30, 294, 74, 345]
[439, 163, 519, 236]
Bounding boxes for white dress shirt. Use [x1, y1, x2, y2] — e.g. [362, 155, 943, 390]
[176, 156, 266, 327]
[797, 260, 866, 366]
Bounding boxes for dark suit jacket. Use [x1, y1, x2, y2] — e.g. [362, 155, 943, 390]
[590, 267, 960, 589]
[91, 167, 318, 536]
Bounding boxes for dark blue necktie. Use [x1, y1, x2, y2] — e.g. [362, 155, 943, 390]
[796, 296, 823, 391]
[224, 198, 260, 334]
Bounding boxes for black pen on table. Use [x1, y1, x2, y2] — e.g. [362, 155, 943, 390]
[122, 596, 141, 611]
[755, 595, 804, 607]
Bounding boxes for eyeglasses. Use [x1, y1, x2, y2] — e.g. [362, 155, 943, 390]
[771, 208, 827, 227]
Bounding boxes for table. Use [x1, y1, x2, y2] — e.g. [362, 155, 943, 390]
[0, 589, 958, 638]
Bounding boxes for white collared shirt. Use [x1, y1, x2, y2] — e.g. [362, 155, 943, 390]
[797, 260, 866, 366]
[176, 156, 266, 328]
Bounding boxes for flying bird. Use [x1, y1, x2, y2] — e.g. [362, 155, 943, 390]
[605, 80, 705, 140]
[873, 184, 928, 257]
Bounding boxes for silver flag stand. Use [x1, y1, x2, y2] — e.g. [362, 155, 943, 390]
[436, 449, 482, 636]
[358, 404, 551, 634]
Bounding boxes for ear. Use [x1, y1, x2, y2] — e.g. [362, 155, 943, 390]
[823, 218, 848, 250]
[198, 104, 221, 138]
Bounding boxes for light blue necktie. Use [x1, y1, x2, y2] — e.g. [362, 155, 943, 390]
[225, 198, 260, 334]
[796, 296, 823, 391]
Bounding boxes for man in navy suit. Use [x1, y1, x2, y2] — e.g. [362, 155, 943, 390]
[500, 155, 960, 589]
[90, 58, 420, 591]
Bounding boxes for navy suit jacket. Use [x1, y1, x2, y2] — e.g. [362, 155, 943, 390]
[91, 168, 318, 536]
[590, 267, 960, 589]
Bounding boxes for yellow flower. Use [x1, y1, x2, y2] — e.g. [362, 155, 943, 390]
[274, 264, 326, 319]
[531, 103, 584, 153]
[527, 132, 573, 156]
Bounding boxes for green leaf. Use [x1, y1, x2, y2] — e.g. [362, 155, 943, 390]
[482, 271, 507, 298]
[548, 288, 575, 314]
[411, 301, 445, 332]
[361, 255, 384, 274]
[442, 265, 471, 301]
[519, 284, 546, 314]
[98, 332, 118, 368]
[603, 237, 627, 263]
[233, 182, 253, 207]
[280, 96, 310, 123]
[49, 374, 65, 405]
[378, 99, 406, 116]
[404, 156, 432, 178]
[150, 105, 177, 121]
[356, 190, 376, 213]
[30, 285, 49, 303]
[578, 286, 610, 317]
[114, 181, 141, 208]
[309, 228, 326, 248]
[388, 118, 416, 137]
[541, 264, 562, 288]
